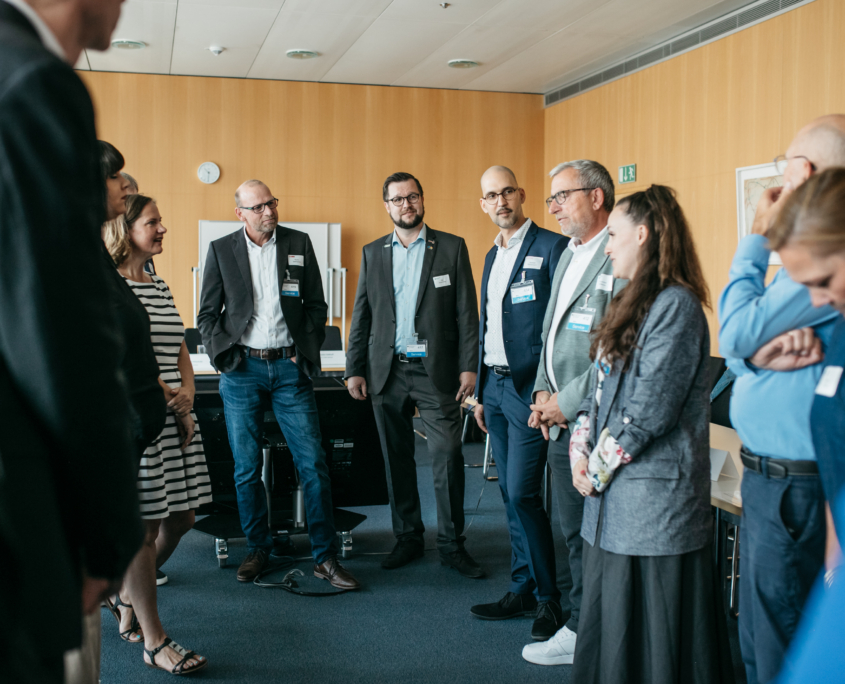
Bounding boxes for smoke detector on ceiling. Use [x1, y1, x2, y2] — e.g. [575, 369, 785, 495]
[111, 39, 146, 50]
[208, 46, 225, 56]
[448, 59, 479, 69]
[286, 49, 319, 60]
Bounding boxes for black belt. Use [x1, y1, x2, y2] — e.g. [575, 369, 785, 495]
[245, 345, 296, 360]
[740, 447, 818, 478]
[490, 365, 511, 377]
[396, 353, 422, 363]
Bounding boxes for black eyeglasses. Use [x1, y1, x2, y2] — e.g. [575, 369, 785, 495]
[482, 187, 519, 204]
[773, 154, 816, 175]
[238, 198, 279, 214]
[545, 187, 595, 208]
[387, 193, 421, 206]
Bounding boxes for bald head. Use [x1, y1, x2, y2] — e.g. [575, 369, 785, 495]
[791, 115, 845, 169]
[481, 165, 519, 189]
[479, 165, 526, 233]
[234, 180, 278, 241]
[235, 179, 270, 207]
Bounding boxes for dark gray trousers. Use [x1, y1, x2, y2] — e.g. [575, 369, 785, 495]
[548, 428, 584, 632]
[370, 358, 465, 553]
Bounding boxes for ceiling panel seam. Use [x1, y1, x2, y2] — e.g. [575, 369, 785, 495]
[167, 0, 179, 75]
[245, 0, 288, 79]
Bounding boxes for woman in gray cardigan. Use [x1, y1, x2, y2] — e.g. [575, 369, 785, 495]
[567, 186, 733, 683]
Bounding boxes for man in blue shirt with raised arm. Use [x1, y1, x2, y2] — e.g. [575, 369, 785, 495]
[719, 114, 845, 684]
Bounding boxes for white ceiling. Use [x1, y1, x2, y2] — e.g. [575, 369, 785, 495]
[76, 0, 755, 94]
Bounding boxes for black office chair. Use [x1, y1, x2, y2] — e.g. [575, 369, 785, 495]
[322, 325, 343, 351]
[185, 328, 203, 354]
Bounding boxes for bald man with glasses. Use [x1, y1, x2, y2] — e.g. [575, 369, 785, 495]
[198, 179, 360, 591]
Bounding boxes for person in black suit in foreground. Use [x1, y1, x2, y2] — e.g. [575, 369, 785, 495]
[0, 1, 142, 682]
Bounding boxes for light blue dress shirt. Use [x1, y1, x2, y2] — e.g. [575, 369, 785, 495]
[392, 224, 427, 354]
[718, 235, 840, 460]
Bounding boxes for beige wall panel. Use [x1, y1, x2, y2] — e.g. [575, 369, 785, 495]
[79, 72, 544, 332]
[543, 0, 840, 351]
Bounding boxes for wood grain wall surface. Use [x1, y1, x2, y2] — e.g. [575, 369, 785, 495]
[542, 0, 845, 349]
[80, 72, 545, 334]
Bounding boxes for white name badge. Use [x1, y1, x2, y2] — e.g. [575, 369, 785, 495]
[288, 254, 304, 267]
[596, 274, 613, 292]
[523, 256, 544, 269]
[566, 307, 596, 333]
[511, 280, 536, 304]
[281, 279, 300, 297]
[433, 275, 451, 288]
[816, 366, 843, 398]
[406, 340, 428, 357]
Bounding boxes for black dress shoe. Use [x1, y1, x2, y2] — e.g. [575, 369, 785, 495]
[237, 549, 269, 582]
[440, 547, 485, 579]
[471, 592, 537, 620]
[381, 539, 425, 569]
[531, 599, 564, 640]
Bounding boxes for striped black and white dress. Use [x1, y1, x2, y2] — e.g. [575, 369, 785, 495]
[125, 275, 212, 519]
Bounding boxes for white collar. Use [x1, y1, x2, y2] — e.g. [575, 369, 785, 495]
[392, 223, 427, 246]
[494, 218, 532, 249]
[4, 0, 68, 62]
[567, 226, 608, 253]
[243, 225, 276, 249]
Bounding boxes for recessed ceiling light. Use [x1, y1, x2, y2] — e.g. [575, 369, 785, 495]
[111, 39, 146, 50]
[286, 49, 319, 60]
[448, 59, 479, 69]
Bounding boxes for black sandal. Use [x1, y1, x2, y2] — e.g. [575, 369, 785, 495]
[144, 637, 208, 676]
[104, 596, 144, 643]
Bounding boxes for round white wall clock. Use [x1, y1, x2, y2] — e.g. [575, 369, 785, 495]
[198, 162, 220, 184]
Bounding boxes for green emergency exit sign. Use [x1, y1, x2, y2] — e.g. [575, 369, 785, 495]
[619, 164, 637, 184]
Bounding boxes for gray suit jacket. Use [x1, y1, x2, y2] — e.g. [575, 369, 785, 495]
[533, 234, 626, 440]
[346, 226, 479, 396]
[580, 285, 712, 557]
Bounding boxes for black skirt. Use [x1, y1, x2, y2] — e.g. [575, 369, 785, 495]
[572, 510, 735, 684]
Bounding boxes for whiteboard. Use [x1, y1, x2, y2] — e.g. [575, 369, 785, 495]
[198, 221, 342, 315]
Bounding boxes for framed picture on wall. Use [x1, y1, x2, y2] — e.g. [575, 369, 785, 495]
[736, 162, 783, 265]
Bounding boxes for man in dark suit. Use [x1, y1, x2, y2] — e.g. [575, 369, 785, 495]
[0, 1, 142, 682]
[346, 172, 481, 577]
[469, 166, 567, 639]
[198, 180, 359, 590]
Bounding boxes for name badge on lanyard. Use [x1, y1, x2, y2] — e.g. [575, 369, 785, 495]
[406, 334, 428, 358]
[566, 294, 596, 333]
[281, 268, 300, 297]
[510, 271, 536, 304]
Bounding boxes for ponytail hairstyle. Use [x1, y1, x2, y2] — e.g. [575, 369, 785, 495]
[589, 184, 710, 369]
[769, 167, 845, 254]
[104, 194, 155, 266]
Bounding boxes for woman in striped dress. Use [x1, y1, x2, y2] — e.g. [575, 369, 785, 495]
[104, 193, 211, 675]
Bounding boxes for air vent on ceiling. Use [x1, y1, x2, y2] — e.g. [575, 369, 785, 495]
[544, 0, 814, 108]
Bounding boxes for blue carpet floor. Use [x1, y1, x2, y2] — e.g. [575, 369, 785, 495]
[101, 429, 745, 683]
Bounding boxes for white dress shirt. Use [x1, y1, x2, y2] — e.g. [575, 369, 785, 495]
[238, 227, 294, 350]
[4, 0, 67, 61]
[483, 218, 532, 367]
[546, 227, 608, 391]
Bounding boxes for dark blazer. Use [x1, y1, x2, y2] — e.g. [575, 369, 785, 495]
[198, 225, 328, 377]
[476, 221, 567, 405]
[346, 226, 479, 396]
[0, 0, 142, 656]
[579, 286, 712, 556]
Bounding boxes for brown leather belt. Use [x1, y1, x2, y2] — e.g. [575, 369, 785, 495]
[740, 447, 818, 478]
[245, 345, 295, 360]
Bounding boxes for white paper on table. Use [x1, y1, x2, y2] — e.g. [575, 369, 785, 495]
[709, 447, 729, 481]
[320, 350, 346, 369]
[190, 353, 216, 373]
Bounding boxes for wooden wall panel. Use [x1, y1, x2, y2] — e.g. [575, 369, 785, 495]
[544, 0, 843, 349]
[79, 72, 545, 333]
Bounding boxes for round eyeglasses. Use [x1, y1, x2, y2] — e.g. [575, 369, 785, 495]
[387, 193, 421, 206]
[482, 187, 518, 204]
[545, 187, 595, 208]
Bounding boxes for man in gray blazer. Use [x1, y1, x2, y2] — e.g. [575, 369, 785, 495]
[346, 172, 481, 577]
[524, 160, 625, 663]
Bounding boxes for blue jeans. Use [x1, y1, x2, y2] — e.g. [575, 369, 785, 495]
[482, 371, 559, 602]
[219, 356, 338, 563]
[739, 466, 825, 684]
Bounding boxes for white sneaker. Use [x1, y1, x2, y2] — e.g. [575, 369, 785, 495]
[521, 625, 576, 665]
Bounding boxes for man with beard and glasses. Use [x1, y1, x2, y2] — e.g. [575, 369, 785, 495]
[469, 166, 568, 638]
[346, 172, 481, 577]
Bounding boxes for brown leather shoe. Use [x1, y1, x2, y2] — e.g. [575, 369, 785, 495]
[237, 549, 268, 582]
[314, 557, 361, 590]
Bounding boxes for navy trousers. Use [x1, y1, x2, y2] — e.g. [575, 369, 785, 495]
[739, 466, 826, 684]
[482, 371, 559, 602]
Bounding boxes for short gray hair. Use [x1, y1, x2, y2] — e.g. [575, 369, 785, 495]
[121, 171, 139, 193]
[548, 160, 615, 213]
